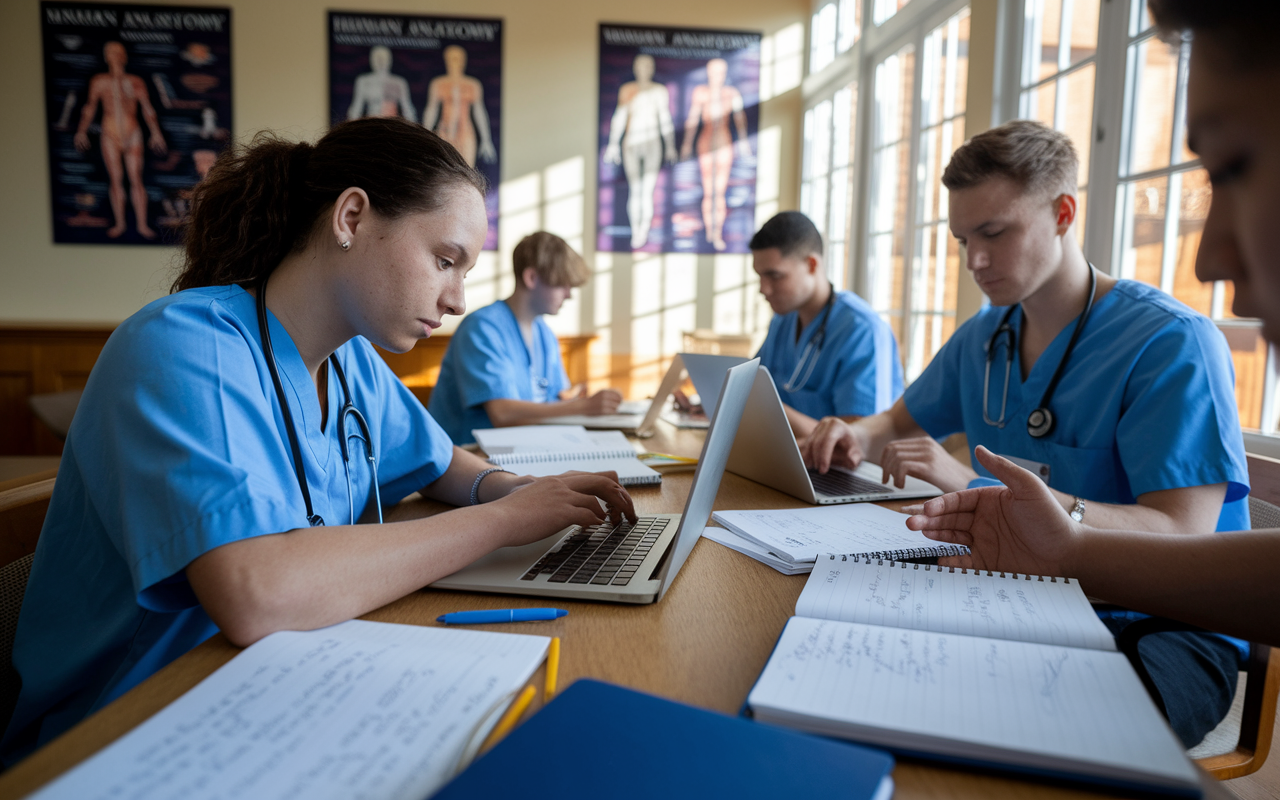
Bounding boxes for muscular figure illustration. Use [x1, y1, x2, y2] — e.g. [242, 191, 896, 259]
[423, 45, 496, 167]
[603, 55, 677, 249]
[679, 58, 752, 251]
[347, 46, 417, 122]
[74, 41, 168, 239]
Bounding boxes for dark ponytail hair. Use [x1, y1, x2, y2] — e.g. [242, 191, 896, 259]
[172, 117, 486, 293]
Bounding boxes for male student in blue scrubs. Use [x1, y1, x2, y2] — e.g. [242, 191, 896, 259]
[430, 231, 623, 445]
[751, 211, 903, 437]
[801, 120, 1249, 747]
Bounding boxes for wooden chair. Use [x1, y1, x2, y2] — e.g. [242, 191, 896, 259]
[0, 477, 53, 733]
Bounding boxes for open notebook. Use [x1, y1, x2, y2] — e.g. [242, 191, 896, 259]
[31, 621, 551, 800]
[746, 558, 1201, 797]
[473, 425, 661, 486]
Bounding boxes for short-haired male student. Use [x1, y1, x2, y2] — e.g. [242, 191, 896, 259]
[751, 211, 903, 438]
[430, 231, 623, 444]
[802, 120, 1250, 747]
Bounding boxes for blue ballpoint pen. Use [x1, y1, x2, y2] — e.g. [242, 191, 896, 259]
[436, 608, 568, 625]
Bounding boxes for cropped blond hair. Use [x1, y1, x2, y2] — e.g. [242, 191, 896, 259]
[512, 231, 590, 287]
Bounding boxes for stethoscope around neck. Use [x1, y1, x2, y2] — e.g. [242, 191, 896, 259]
[982, 265, 1098, 439]
[255, 278, 382, 526]
[781, 285, 835, 394]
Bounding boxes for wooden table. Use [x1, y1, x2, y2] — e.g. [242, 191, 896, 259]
[0, 426, 1232, 799]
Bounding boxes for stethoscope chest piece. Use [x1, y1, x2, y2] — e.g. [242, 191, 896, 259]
[1026, 407, 1055, 438]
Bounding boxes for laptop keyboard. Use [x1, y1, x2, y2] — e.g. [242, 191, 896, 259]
[808, 468, 890, 497]
[521, 517, 670, 587]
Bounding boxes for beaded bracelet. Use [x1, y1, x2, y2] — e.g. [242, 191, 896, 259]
[470, 467, 512, 506]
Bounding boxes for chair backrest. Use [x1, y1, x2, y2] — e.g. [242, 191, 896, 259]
[0, 553, 35, 734]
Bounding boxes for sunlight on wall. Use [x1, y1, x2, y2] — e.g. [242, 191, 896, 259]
[760, 22, 804, 102]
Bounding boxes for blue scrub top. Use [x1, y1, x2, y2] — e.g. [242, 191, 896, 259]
[1, 285, 454, 764]
[903, 279, 1250, 532]
[429, 300, 570, 445]
[755, 290, 904, 419]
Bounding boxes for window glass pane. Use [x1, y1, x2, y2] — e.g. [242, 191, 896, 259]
[1129, 0, 1154, 37]
[1067, 0, 1100, 67]
[1170, 168, 1214, 316]
[810, 3, 838, 74]
[1222, 324, 1268, 430]
[832, 86, 853, 169]
[920, 8, 969, 128]
[1117, 175, 1166, 290]
[838, 0, 861, 52]
[801, 107, 816, 181]
[1127, 36, 1179, 175]
[1059, 64, 1095, 188]
[873, 0, 912, 27]
[867, 44, 914, 346]
[1033, 0, 1062, 83]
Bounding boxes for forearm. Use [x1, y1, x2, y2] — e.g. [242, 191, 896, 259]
[1065, 528, 1280, 646]
[421, 446, 533, 506]
[783, 404, 818, 438]
[1046, 483, 1226, 535]
[861, 401, 927, 463]
[484, 397, 587, 427]
[188, 504, 515, 646]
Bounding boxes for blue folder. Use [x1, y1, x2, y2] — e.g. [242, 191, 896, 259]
[432, 678, 895, 799]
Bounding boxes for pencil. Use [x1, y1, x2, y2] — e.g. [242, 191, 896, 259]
[481, 685, 536, 751]
[545, 637, 561, 701]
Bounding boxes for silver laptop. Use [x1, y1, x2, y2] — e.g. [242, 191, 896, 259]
[726, 365, 943, 505]
[635, 353, 748, 437]
[431, 358, 761, 604]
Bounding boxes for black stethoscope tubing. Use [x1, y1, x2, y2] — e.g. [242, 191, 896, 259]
[982, 264, 1098, 439]
[781, 284, 835, 393]
[255, 278, 382, 526]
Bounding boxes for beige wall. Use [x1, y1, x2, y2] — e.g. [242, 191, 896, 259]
[0, 0, 805, 372]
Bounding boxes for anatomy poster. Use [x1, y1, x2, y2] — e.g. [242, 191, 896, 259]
[41, 2, 232, 245]
[598, 24, 760, 254]
[329, 11, 502, 251]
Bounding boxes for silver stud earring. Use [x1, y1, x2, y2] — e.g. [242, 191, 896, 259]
[340, 239, 351, 251]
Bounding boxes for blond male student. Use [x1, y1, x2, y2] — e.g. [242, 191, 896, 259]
[430, 232, 622, 444]
[803, 120, 1249, 747]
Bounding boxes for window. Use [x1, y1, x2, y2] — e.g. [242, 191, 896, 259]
[809, 0, 862, 75]
[1004, 0, 1278, 433]
[800, 83, 858, 286]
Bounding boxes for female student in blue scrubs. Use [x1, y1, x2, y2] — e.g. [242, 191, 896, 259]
[751, 212, 903, 437]
[1, 119, 634, 764]
[909, 0, 1280, 666]
[802, 121, 1248, 746]
[430, 232, 623, 445]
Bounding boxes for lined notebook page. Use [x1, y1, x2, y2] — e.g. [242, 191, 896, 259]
[749, 618, 1198, 792]
[711, 505, 967, 564]
[796, 557, 1116, 651]
[32, 621, 549, 800]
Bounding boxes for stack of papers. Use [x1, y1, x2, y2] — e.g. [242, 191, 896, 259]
[705, 504, 968, 574]
[472, 425, 661, 486]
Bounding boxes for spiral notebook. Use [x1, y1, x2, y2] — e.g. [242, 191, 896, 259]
[473, 425, 661, 486]
[745, 558, 1201, 797]
[710, 504, 968, 566]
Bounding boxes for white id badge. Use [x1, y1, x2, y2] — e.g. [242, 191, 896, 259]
[1001, 454, 1051, 485]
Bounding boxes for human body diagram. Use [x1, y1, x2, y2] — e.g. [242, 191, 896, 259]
[679, 58, 752, 251]
[424, 46, 496, 167]
[347, 46, 417, 122]
[74, 41, 167, 239]
[604, 55, 677, 249]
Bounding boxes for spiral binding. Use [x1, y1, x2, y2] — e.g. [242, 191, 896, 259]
[824, 552, 1070, 583]
[488, 448, 638, 466]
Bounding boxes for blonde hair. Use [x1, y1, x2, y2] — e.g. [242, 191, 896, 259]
[512, 232, 590, 287]
[942, 120, 1078, 198]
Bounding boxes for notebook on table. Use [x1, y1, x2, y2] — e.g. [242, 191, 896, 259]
[536, 399, 651, 432]
[434, 679, 896, 800]
[745, 558, 1201, 797]
[710, 503, 968, 571]
[473, 425, 661, 486]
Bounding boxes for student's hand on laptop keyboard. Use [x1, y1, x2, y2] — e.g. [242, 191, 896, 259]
[499, 471, 637, 541]
[799, 417, 870, 474]
[879, 437, 979, 493]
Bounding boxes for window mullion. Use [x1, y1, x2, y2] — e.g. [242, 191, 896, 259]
[902, 30, 926, 377]
[1085, 0, 1131, 274]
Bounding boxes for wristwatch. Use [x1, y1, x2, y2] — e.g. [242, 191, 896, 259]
[1069, 496, 1086, 523]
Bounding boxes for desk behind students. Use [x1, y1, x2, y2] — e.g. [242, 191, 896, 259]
[0, 425, 1231, 800]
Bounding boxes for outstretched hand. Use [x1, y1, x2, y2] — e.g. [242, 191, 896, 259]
[905, 446, 1081, 577]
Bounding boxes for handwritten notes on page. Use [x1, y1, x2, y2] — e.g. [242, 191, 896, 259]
[711, 505, 967, 564]
[747, 618, 1198, 793]
[32, 620, 549, 800]
[796, 557, 1116, 651]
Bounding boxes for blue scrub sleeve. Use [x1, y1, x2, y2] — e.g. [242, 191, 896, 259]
[1117, 318, 1249, 502]
[452, 315, 528, 409]
[829, 321, 900, 417]
[902, 322, 971, 437]
[87, 302, 314, 613]
[539, 323, 571, 398]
